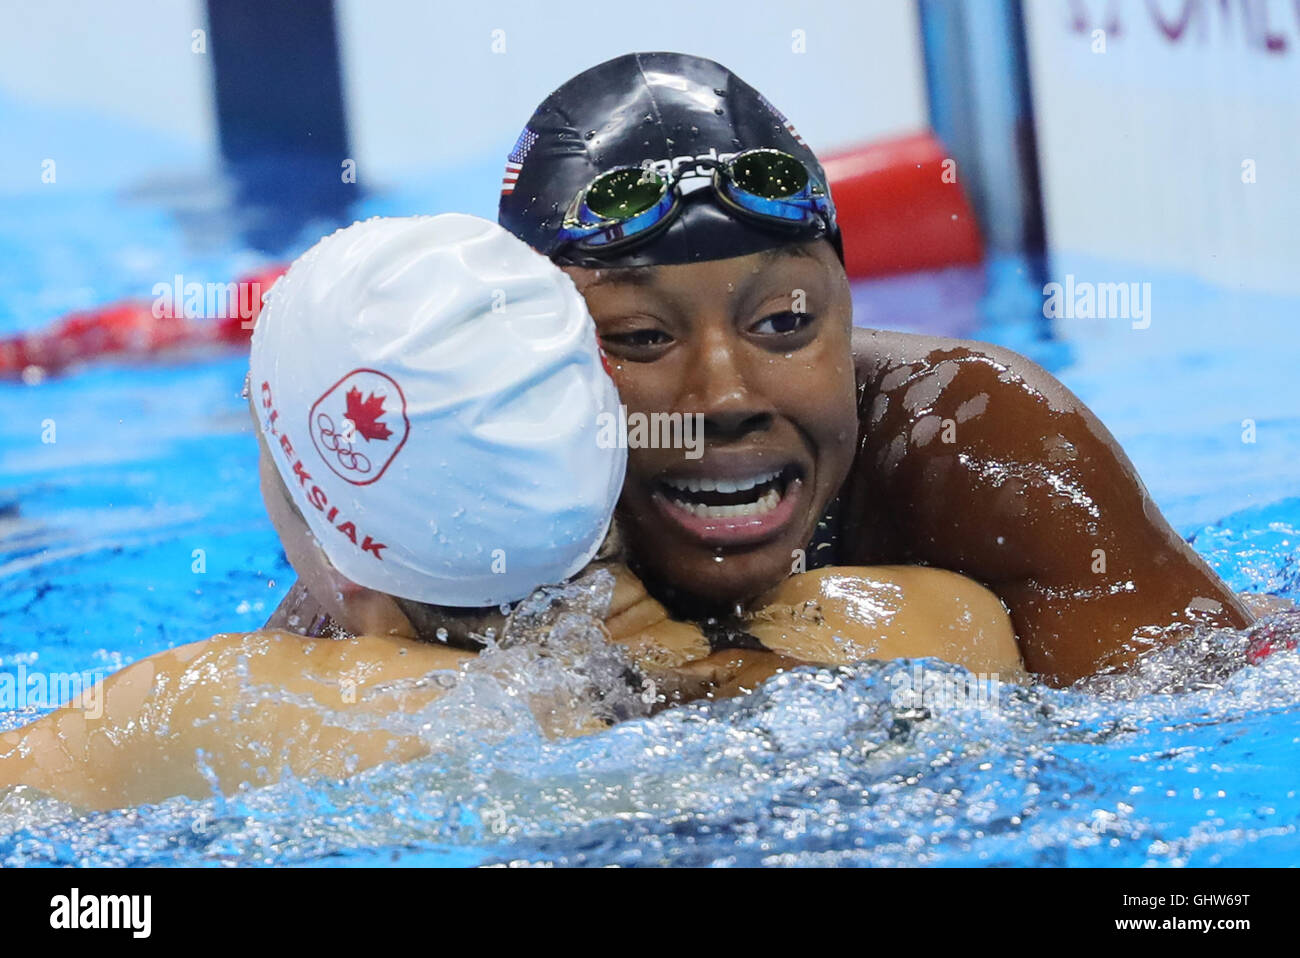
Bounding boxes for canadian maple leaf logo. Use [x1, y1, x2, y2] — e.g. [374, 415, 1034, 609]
[310, 370, 409, 485]
[343, 386, 392, 442]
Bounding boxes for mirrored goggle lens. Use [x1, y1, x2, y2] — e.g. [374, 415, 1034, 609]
[584, 167, 669, 221]
[728, 151, 809, 199]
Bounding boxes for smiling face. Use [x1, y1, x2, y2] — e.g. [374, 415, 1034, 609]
[564, 239, 858, 608]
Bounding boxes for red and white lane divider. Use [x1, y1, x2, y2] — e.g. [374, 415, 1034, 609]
[0, 265, 287, 378]
[2, 132, 986, 378]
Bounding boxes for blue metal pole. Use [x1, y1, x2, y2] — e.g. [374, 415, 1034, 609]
[917, 0, 1044, 255]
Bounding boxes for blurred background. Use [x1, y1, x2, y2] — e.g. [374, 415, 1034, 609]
[1, 0, 1298, 659]
[4, 0, 1297, 284]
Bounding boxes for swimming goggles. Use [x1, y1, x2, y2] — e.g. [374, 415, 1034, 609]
[555, 148, 835, 255]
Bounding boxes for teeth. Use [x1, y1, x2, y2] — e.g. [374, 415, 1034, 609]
[669, 487, 781, 519]
[663, 469, 781, 494]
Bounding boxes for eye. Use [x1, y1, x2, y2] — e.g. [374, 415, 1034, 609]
[750, 311, 815, 336]
[602, 329, 672, 347]
[598, 327, 675, 359]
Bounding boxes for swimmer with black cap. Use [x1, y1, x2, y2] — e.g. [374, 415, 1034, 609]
[497, 52, 1254, 685]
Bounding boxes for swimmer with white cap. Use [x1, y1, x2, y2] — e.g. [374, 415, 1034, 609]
[0, 215, 803, 811]
[0, 214, 1020, 811]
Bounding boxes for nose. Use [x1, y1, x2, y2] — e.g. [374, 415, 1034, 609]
[679, 328, 774, 443]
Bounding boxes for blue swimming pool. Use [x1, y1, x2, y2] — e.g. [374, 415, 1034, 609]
[1, 176, 1297, 867]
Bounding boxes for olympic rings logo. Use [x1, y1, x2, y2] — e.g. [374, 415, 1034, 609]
[315, 412, 372, 475]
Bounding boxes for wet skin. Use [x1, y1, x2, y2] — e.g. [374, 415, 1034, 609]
[567, 242, 859, 611]
[564, 239, 1254, 686]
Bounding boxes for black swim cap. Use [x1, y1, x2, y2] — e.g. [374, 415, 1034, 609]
[498, 52, 842, 268]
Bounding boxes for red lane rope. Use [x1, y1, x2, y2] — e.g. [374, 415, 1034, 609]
[2, 132, 986, 378]
[0, 265, 286, 378]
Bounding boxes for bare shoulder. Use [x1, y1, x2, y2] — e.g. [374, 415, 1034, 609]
[848, 327, 1250, 684]
[852, 327, 1087, 422]
[846, 326, 1141, 576]
[750, 565, 1025, 677]
[852, 327, 1048, 376]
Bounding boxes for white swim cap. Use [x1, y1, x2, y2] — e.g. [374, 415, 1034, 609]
[249, 213, 626, 607]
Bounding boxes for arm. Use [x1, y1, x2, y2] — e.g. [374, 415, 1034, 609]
[0, 581, 792, 811]
[849, 329, 1251, 685]
[747, 564, 1027, 680]
[0, 631, 472, 811]
[602, 562, 1025, 697]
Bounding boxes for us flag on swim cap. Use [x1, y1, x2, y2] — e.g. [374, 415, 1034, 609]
[756, 92, 806, 147]
[502, 126, 538, 195]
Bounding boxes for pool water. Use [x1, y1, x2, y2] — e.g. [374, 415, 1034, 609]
[1, 177, 1297, 867]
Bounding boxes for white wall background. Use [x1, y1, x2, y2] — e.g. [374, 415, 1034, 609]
[8, 0, 1297, 300]
[334, 0, 930, 183]
[0, 0, 928, 196]
[1024, 0, 1300, 295]
[0, 0, 216, 194]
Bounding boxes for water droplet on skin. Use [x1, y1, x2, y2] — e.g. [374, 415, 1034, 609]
[713, 87, 726, 96]
[644, 114, 654, 123]
[714, 107, 724, 116]
[689, 125, 699, 136]
[713, 555, 725, 563]
[584, 130, 595, 140]
[435, 627, 449, 642]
